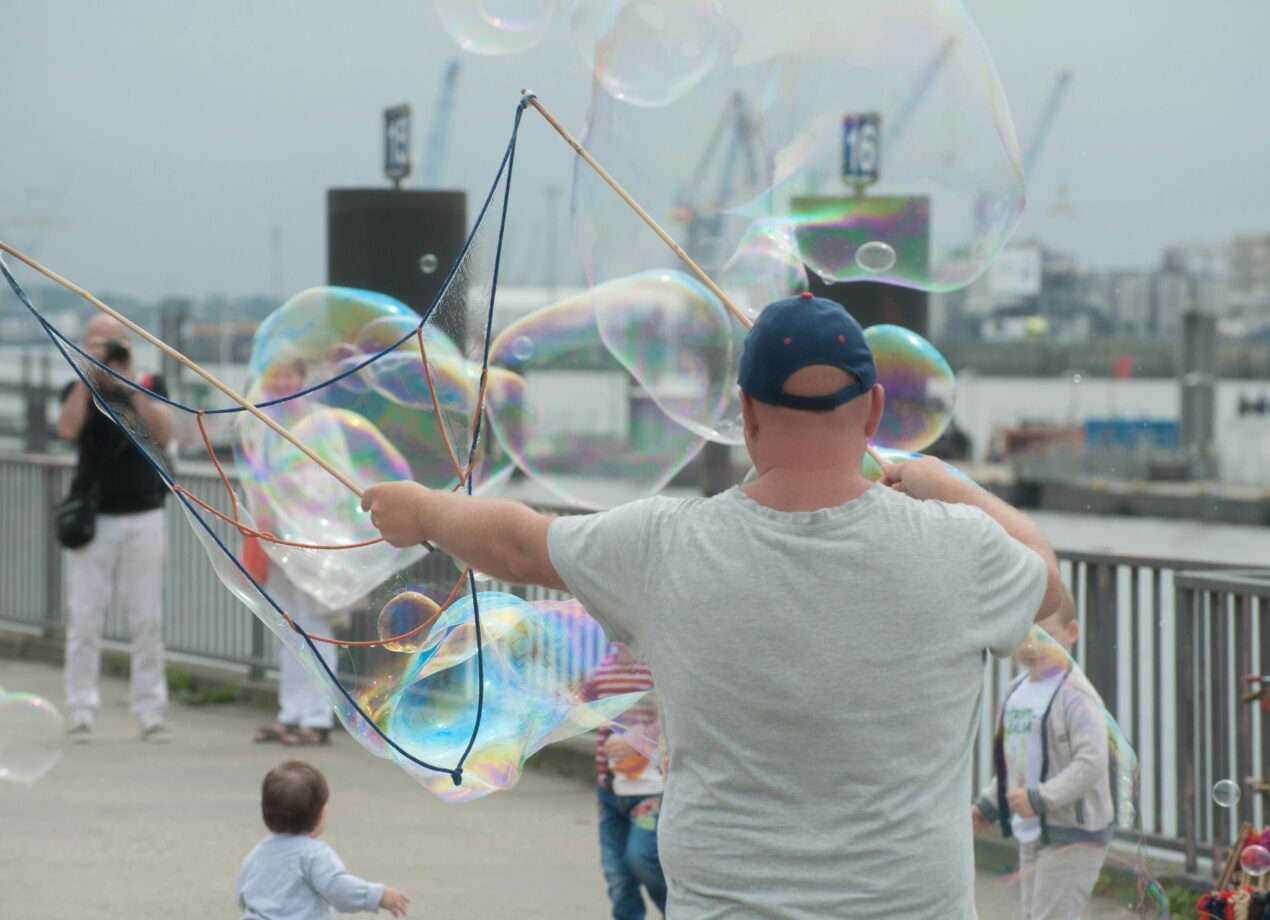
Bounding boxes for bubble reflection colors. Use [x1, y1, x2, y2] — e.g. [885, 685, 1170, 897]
[0, 692, 64, 787]
[1213, 778, 1242, 808]
[573, 0, 732, 108]
[1242, 845, 1270, 878]
[487, 288, 705, 509]
[861, 446, 975, 486]
[235, 287, 510, 607]
[360, 593, 661, 802]
[575, 1, 1024, 295]
[720, 221, 808, 321]
[377, 591, 443, 653]
[591, 269, 744, 444]
[865, 324, 956, 453]
[433, 0, 556, 56]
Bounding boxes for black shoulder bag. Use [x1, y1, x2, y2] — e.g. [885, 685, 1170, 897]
[55, 483, 98, 549]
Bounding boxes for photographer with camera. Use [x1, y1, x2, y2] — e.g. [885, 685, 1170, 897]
[57, 314, 174, 744]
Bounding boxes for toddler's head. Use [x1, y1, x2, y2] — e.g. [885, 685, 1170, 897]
[1016, 587, 1079, 678]
[261, 759, 329, 838]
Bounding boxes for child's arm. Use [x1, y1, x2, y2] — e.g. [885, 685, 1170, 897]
[972, 776, 999, 821]
[1035, 688, 1110, 813]
[307, 845, 391, 914]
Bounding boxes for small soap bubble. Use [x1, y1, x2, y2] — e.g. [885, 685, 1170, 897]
[510, 335, 535, 361]
[0, 692, 65, 787]
[1242, 845, 1270, 878]
[419, 253, 439, 274]
[1213, 778, 1241, 808]
[378, 591, 443, 653]
[855, 241, 897, 273]
[433, 0, 556, 56]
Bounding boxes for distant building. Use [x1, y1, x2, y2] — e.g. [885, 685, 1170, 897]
[1231, 234, 1270, 297]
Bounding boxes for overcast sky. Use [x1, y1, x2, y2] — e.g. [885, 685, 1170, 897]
[2, 0, 1267, 302]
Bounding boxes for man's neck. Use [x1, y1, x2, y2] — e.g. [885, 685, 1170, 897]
[740, 462, 873, 513]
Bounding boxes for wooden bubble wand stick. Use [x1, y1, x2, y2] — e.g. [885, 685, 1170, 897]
[521, 92, 888, 469]
[0, 239, 367, 499]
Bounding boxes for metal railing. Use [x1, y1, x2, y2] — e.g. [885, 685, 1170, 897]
[2, 450, 1267, 874]
[1173, 569, 1270, 875]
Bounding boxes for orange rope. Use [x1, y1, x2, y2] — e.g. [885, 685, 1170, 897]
[172, 485, 384, 549]
[281, 567, 472, 647]
[187, 410, 384, 550]
[416, 326, 466, 486]
[184, 381, 485, 649]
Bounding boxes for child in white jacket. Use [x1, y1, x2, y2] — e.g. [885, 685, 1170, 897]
[972, 590, 1115, 920]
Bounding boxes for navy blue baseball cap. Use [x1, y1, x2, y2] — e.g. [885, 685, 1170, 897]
[737, 292, 877, 411]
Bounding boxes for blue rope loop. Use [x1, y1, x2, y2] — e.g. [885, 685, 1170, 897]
[1, 94, 534, 788]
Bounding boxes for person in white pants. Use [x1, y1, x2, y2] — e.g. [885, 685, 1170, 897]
[64, 510, 168, 735]
[255, 559, 337, 745]
[58, 315, 173, 743]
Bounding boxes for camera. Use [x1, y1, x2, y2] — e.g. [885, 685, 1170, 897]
[103, 339, 131, 365]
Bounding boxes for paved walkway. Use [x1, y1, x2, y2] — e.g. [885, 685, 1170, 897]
[0, 657, 1139, 919]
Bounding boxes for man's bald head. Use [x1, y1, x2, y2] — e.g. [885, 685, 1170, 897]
[83, 314, 130, 345]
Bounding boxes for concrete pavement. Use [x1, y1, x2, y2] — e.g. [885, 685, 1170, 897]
[0, 657, 1141, 919]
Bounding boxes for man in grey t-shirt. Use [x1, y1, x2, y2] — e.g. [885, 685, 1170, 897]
[362, 293, 1062, 918]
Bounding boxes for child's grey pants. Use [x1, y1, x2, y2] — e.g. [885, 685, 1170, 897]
[1019, 839, 1109, 920]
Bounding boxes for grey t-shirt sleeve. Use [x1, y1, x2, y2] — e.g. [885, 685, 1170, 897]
[547, 499, 663, 649]
[966, 510, 1049, 657]
[305, 842, 384, 914]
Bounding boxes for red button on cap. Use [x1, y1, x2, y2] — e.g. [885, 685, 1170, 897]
[783, 337, 792, 345]
[800, 291, 813, 299]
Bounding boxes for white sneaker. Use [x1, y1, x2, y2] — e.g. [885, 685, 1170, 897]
[67, 717, 93, 744]
[140, 721, 172, 744]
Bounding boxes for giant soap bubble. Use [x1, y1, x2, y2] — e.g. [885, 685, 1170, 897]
[486, 288, 705, 508]
[234, 287, 510, 609]
[573, 0, 1024, 304]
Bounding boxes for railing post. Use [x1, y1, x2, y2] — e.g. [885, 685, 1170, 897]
[1236, 594, 1255, 831]
[1176, 581, 1198, 875]
[1084, 562, 1120, 713]
[43, 461, 64, 637]
[249, 616, 266, 681]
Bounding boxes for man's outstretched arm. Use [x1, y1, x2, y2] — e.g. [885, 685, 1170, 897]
[361, 482, 566, 591]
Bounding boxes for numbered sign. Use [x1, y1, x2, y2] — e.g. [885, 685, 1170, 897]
[841, 112, 881, 187]
[384, 104, 412, 183]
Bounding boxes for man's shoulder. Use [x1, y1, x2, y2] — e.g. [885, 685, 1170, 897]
[871, 485, 993, 529]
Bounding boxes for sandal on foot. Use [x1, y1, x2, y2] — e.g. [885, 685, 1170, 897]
[253, 722, 296, 743]
[280, 726, 330, 746]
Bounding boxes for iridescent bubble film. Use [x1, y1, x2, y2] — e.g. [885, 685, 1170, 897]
[573, 0, 1024, 299]
[487, 288, 705, 509]
[592, 269, 744, 443]
[377, 591, 443, 653]
[864, 324, 956, 453]
[361, 593, 660, 802]
[0, 692, 64, 787]
[571, 0, 732, 108]
[861, 446, 975, 486]
[233, 287, 509, 608]
[433, 0, 556, 56]
[720, 220, 809, 321]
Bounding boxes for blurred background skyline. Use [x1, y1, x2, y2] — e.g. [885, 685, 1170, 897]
[1, 0, 1268, 302]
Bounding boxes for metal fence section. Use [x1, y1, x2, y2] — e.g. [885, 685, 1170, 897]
[3, 451, 1268, 872]
[1173, 569, 1270, 876]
